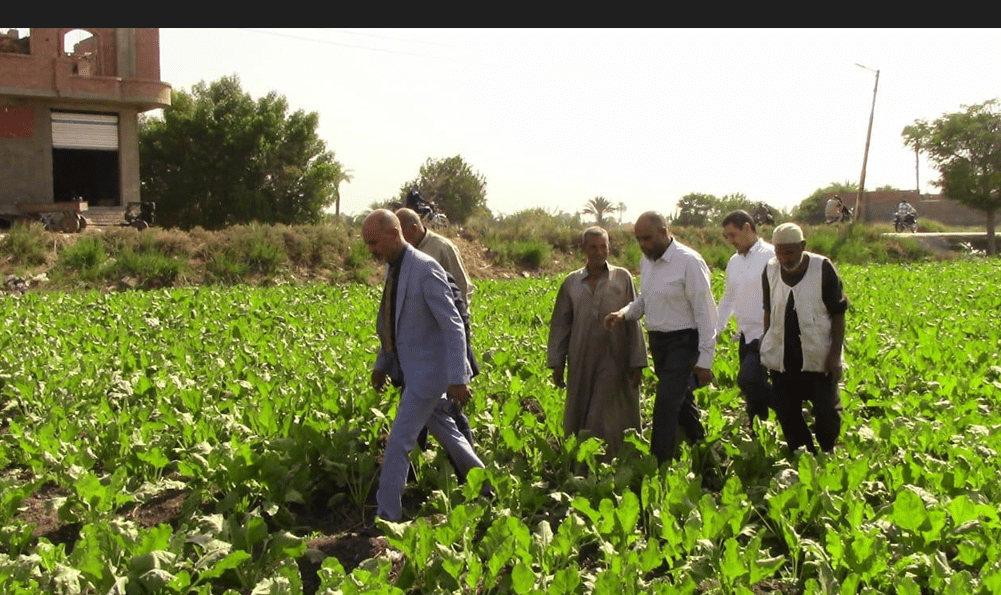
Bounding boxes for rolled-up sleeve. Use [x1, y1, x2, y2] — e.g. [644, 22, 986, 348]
[686, 258, 717, 369]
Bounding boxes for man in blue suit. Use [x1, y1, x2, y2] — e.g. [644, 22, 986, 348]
[364, 209, 486, 522]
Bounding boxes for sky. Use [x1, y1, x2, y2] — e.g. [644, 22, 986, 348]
[157, 28, 1001, 220]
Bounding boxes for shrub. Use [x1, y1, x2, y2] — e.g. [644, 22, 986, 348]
[230, 224, 286, 275]
[109, 247, 186, 288]
[488, 239, 551, 270]
[57, 235, 107, 277]
[283, 223, 349, 269]
[1, 222, 50, 266]
[139, 227, 196, 258]
[205, 250, 250, 285]
[342, 238, 375, 284]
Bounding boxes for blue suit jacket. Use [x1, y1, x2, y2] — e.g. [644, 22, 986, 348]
[375, 244, 472, 398]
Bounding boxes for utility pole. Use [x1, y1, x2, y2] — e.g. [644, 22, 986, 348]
[855, 64, 879, 223]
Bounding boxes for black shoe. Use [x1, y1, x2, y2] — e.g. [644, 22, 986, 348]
[479, 484, 496, 500]
[357, 523, 382, 538]
[746, 401, 769, 424]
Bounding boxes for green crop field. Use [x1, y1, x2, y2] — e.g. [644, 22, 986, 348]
[1, 259, 1000, 594]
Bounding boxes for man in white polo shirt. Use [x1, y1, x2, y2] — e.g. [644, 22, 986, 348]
[760, 222, 848, 454]
[604, 211, 717, 465]
[716, 210, 776, 428]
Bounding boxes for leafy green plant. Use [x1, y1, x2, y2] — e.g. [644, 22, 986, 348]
[0, 222, 49, 266]
[0, 262, 999, 593]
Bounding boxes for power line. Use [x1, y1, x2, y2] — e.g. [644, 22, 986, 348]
[236, 28, 474, 63]
[318, 28, 460, 49]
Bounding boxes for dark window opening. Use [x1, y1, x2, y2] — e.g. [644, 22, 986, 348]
[52, 148, 119, 205]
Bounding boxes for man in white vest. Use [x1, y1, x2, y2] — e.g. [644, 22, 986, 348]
[760, 223, 848, 454]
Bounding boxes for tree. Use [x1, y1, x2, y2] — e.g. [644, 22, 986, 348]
[671, 192, 761, 227]
[333, 167, 354, 218]
[617, 201, 627, 225]
[398, 155, 487, 225]
[794, 180, 859, 224]
[139, 75, 346, 229]
[717, 192, 759, 219]
[581, 196, 617, 226]
[903, 99, 1001, 255]
[672, 193, 717, 227]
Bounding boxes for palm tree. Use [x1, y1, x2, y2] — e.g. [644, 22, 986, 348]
[333, 165, 354, 218]
[617, 201, 627, 225]
[581, 196, 616, 226]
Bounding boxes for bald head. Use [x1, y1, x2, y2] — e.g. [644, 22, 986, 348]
[395, 208, 427, 246]
[637, 211, 668, 230]
[362, 209, 406, 263]
[633, 211, 671, 261]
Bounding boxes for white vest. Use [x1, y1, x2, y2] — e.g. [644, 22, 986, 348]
[760, 252, 838, 373]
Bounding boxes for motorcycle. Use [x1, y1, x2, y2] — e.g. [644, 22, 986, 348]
[894, 213, 918, 233]
[392, 190, 449, 229]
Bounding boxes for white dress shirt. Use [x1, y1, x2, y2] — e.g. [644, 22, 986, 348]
[623, 239, 717, 369]
[716, 237, 774, 342]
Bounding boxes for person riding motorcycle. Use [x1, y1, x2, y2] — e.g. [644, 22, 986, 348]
[895, 200, 918, 230]
[825, 195, 851, 224]
[753, 203, 774, 225]
[406, 189, 434, 219]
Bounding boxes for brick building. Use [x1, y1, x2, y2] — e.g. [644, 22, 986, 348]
[0, 28, 170, 226]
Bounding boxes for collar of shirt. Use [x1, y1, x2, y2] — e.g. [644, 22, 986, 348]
[387, 244, 407, 272]
[743, 237, 764, 257]
[581, 262, 610, 283]
[645, 237, 676, 266]
[416, 229, 434, 251]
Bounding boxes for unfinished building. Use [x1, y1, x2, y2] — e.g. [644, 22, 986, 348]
[0, 28, 170, 229]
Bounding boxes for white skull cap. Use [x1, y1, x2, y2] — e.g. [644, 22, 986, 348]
[772, 222, 805, 244]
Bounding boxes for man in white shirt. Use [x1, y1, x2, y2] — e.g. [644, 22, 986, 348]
[604, 212, 717, 465]
[717, 210, 776, 427]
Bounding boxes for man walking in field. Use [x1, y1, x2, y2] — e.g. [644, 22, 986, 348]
[396, 207, 474, 307]
[760, 223, 848, 454]
[547, 226, 647, 457]
[716, 210, 776, 428]
[604, 212, 717, 465]
[395, 207, 478, 478]
[364, 209, 485, 522]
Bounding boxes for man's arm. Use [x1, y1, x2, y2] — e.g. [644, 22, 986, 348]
[715, 259, 737, 340]
[604, 293, 644, 329]
[547, 278, 573, 388]
[686, 257, 718, 374]
[439, 243, 473, 306]
[421, 261, 471, 387]
[826, 312, 845, 379]
[624, 273, 647, 388]
[821, 260, 848, 378]
[624, 273, 648, 369]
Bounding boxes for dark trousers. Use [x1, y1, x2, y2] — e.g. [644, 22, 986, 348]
[648, 329, 705, 464]
[737, 336, 775, 420]
[415, 401, 475, 483]
[771, 370, 842, 453]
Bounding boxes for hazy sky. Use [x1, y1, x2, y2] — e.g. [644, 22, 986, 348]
[158, 28, 1001, 219]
